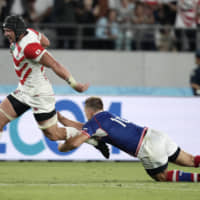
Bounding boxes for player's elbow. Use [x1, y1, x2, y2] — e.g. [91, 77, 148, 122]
[42, 39, 50, 48]
[40, 34, 50, 48]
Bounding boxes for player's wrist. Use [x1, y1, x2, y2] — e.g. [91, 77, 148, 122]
[66, 75, 77, 89]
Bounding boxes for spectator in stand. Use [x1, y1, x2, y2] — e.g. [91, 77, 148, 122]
[162, 1, 177, 25]
[76, 0, 99, 49]
[8, 0, 30, 18]
[155, 25, 176, 51]
[53, 0, 77, 49]
[190, 50, 200, 96]
[0, 0, 7, 47]
[0, 0, 8, 22]
[108, 0, 121, 10]
[175, 0, 198, 51]
[154, 0, 177, 51]
[26, 0, 55, 47]
[0, 0, 31, 48]
[131, 2, 156, 50]
[95, 9, 121, 50]
[0, 0, 32, 23]
[154, 1, 176, 25]
[98, 0, 109, 18]
[118, 0, 135, 22]
[117, 0, 135, 50]
[196, 0, 200, 50]
[28, 0, 53, 23]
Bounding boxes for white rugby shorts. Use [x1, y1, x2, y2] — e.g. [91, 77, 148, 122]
[137, 128, 178, 170]
[11, 89, 55, 114]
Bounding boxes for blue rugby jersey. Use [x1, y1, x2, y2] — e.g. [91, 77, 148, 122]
[82, 111, 147, 157]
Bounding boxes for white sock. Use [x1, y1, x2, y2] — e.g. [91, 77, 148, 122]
[86, 138, 98, 146]
[65, 127, 81, 139]
[65, 127, 97, 146]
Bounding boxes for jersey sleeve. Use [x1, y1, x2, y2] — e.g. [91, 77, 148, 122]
[24, 42, 47, 62]
[82, 120, 97, 137]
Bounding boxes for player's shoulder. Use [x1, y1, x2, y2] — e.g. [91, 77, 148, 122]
[96, 111, 113, 119]
[93, 111, 113, 124]
[25, 28, 40, 42]
[19, 28, 41, 48]
[27, 28, 40, 36]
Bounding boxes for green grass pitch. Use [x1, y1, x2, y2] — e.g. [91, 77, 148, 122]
[0, 161, 199, 200]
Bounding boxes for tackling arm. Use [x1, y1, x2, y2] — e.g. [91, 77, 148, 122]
[58, 133, 89, 152]
[57, 111, 84, 130]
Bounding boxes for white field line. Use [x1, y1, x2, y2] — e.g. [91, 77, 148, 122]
[0, 183, 199, 192]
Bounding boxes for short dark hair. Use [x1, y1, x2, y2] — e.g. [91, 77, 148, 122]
[85, 97, 103, 111]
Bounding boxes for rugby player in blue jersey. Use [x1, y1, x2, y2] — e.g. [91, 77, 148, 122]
[57, 96, 200, 182]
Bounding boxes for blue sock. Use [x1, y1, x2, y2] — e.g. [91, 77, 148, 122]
[167, 170, 199, 182]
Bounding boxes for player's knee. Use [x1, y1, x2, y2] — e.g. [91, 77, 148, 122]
[152, 173, 168, 182]
[0, 118, 8, 131]
[0, 122, 4, 132]
[0, 109, 12, 130]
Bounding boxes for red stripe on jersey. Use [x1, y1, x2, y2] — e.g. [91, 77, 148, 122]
[81, 130, 90, 138]
[15, 63, 28, 77]
[16, 43, 21, 53]
[28, 28, 39, 36]
[13, 55, 25, 67]
[20, 68, 32, 85]
[180, 9, 195, 13]
[24, 43, 44, 59]
[181, 12, 194, 27]
[184, 15, 195, 21]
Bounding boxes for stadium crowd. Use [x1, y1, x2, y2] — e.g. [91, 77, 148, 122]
[0, 0, 200, 51]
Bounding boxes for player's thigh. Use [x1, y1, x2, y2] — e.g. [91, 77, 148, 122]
[41, 122, 66, 141]
[0, 97, 18, 118]
[0, 97, 18, 129]
[138, 129, 170, 170]
[35, 111, 66, 141]
[173, 150, 194, 167]
[138, 129, 178, 179]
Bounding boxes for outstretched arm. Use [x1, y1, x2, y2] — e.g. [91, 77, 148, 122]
[58, 133, 89, 152]
[57, 111, 83, 130]
[39, 52, 89, 92]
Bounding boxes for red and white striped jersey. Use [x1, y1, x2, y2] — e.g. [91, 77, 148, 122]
[175, 0, 199, 28]
[11, 28, 53, 96]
